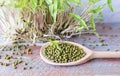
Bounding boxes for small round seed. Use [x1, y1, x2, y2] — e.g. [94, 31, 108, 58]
[23, 67, 27, 70]
[45, 42, 86, 63]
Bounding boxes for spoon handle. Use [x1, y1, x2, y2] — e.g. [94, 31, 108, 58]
[93, 51, 120, 58]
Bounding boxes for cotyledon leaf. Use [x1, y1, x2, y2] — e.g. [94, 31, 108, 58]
[107, 0, 114, 12]
[71, 13, 89, 30]
[90, 6, 105, 13]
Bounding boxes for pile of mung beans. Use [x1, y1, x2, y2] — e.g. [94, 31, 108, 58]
[45, 43, 86, 63]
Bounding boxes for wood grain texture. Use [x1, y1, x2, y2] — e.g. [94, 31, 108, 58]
[0, 23, 120, 76]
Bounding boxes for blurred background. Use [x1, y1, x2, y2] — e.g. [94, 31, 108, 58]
[76, 0, 120, 23]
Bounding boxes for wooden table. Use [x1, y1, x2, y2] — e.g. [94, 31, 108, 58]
[0, 23, 120, 76]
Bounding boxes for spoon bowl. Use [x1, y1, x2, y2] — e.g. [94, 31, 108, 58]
[40, 41, 120, 66]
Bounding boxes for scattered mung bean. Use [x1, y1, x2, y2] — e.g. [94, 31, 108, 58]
[0, 44, 33, 70]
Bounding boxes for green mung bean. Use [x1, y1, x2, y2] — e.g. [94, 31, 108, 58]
[45, 43, 86, 63]
[23, 67, 27, 70]
[29, 66, 32, 69]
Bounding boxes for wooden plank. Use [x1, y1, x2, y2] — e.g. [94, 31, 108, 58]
[0, 23, 120, 76]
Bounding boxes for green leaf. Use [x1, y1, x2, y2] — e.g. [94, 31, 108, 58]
[58, 0, 63, 8]
[69, 0, 82, 6]
[89, 0, 100, 4]
[53, 0, 58, 22]
[90, 6, 104, 13]
[49, 4, 54, 15]
[39, 0, 44, 6]
[64, 0, 71, 8]
[107, 0, 114, 12]
[71, 13, 89, 30]
[49, 40, 57, 45]
[45, 0, 52, 5]
[91, 16, 96, 31]
[48, 40, 61, 50]
[30, 0, 38, 12]
[15, 0, 26, 8]
[48, 0, 58, 22]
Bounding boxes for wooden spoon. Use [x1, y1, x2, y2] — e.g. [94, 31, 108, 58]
[40, 41, 120, 66]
